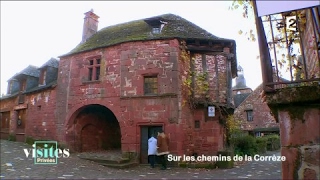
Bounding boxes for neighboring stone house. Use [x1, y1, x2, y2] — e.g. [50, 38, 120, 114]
[232, 65, 279, 136]
[233, 83, 280, 137]
[1, 10, 238, 164]
[0, 58, 59, 142]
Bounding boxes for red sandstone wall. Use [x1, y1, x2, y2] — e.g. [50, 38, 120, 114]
[279, 108, 319, 179]
[25, 89, 57, 140]
[58, 38, 230, 156]
[58, 39, 183, 152]
[0, 88, 57, 141]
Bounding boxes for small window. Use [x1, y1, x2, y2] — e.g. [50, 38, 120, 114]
[20, 79, 26, 92]
[152, 27, 160, 34]
[246, 110, 253, 121]
[42, 70, 47, 85]
[144, 76, 158, 95]
[87, 57, 101, 81]
[39, 69, 47, 85]
[95, 67, 100, 80]
[88, 68, 93, 81]
[195, 120, 200, 128]
[255, 132, 261, 137]
[8, 81, 14, 94]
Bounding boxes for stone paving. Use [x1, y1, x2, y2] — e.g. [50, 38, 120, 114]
[0, 140, 281, 179]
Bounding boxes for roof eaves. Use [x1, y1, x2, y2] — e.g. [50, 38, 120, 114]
[23, 81, 57, 94]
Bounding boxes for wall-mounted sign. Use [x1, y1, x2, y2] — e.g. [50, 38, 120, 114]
[208, 106, 215, 117]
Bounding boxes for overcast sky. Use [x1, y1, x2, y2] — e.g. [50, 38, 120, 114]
[1, 1, 261, 95]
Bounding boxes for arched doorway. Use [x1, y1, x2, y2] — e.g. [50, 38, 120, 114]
[73, 104, 121, 152]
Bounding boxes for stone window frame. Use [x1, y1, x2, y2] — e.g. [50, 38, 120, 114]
[143, 75, 158, 95]
[87, 56, 101, 81]
[246, 110, 253, 121]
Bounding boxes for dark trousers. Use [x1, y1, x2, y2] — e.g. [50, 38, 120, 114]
[158, 154, 167, 169]
[148, 155, 156, 168]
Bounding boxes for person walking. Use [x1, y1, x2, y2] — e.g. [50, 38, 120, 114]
[156, 129, 169, 170]
[148, 133, 157, 168]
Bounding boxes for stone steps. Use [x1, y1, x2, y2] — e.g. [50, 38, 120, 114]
[98, 161, 139, 169]
[77, 153, 138, 169]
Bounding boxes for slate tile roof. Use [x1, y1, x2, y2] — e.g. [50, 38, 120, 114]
[9, 65, 40, 80]
[39, 58, 59, 69]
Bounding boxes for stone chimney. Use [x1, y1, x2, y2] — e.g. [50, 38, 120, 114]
[82, 9, 99, 43]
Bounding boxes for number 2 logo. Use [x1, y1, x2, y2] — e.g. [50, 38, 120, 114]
[286, 16, 297, 31]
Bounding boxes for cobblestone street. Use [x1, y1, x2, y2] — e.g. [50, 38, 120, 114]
[0, 140, 281, 179]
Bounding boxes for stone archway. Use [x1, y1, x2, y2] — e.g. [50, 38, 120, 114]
[73, 104, 121, 152]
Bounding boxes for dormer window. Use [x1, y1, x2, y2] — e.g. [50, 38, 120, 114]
[144, 17, 167, 35]
[7, 81, 14, 94]
[39, 69, 47, 85]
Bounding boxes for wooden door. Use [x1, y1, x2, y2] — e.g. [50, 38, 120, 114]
[16, 109, 26, 142]
[140, 126, 162, 164]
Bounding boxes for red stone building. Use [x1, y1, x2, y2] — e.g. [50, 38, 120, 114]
[232, 65, 279, 136]
[0, 59, 59, 142]
[1, 10, 238, 164]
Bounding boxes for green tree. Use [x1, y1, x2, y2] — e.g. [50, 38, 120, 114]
[225, 115, 243, 148]
[228, 0, 256, 42]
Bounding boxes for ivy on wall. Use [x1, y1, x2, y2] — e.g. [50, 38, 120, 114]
[180, 40, 215, 110]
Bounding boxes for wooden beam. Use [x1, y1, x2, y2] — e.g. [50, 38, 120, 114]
[186, 45, 223, 52]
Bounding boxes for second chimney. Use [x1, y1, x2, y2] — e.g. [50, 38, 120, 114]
[82, 9, 99, 43]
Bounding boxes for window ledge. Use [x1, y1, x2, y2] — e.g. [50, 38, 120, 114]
[120, 93, 177, 99]
[82, 80, 101, 85]
[16, 133, 25, 135]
